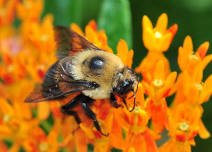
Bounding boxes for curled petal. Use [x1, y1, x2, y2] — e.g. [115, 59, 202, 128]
[167, 24, 178, 40]
[158, 72, 177, 98]
[198, 120, 210, 139]
[183, 36, 193, 54]
[199, 75, 212, 104]
[196, 41, 209, 59]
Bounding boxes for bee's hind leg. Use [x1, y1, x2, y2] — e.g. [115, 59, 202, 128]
[81, 97, 109, 136]
[61, 94, 86, 123]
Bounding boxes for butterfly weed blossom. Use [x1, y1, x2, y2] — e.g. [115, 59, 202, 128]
[0, 1, 211, 152]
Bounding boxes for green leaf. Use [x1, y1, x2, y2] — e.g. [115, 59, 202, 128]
[98, 0, 132, 52]
[43, 0, 83, 26]
[111, 148, 123, 152]
[3, 139, 13, 148]
[19, 147, 25, 152]
[59, 148, 69, 152]
[88, 144, 94, 152]
[39, 114, 54, 134]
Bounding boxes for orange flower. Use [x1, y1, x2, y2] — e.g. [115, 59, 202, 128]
[174, 36, 212, 105]
[159, 103, 210, 152]
[0, 0, 18, 26]
[142, 60, 177, 102]
[17, 0, 43, 22]
[0, 97, 41, 151]
[71, 20, 113, 53]
[174, 70, 212, 105]
[178, 36, 212, 74]
[142, 13, 178, 53]
[136, 13, 177, 77]
[141, 60, 177, 133]
[117, 107, 158, 152]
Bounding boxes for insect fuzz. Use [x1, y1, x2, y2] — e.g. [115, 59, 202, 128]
[112, 67, 139, 112]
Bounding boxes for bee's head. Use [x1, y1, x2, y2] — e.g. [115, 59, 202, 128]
[112, 67, 139, 96]
[112, 67, 139, 111]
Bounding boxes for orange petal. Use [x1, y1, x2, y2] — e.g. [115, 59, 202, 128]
[0, 98, 14, 115]
[200, 54, 212, 71]
[183, 36, 193, 54]
[154, 60, 165, 80]
[155, 13, 168, 33]
[196, 41, 209, 59]
[199, 74, 212, 104]
[198, 120, 210, 139]
[117, 39, 128, 62]
[142, 15, 153, 31]
[159, 32, 172, 52]
[71, 23, 84, 36]
[117, 39, 133, 67]
[38, 102, 50, 120]
[87, 20, 97, 31]
[178, 46, 187, 71]
[167, 24, 178, 39]
[75, 129, 88, 152]
[158, 72, 177, 98]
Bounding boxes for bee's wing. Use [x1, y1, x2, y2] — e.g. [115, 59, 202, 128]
[24, 81, 95, 103]
[25, 62, 98, 103]
[54, 26, 101, 59]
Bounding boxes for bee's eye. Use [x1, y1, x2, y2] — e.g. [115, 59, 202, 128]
[89, 56, 104, 70]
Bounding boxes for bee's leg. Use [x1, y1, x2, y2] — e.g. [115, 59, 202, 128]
[81, 101, 109, 136]
[110, 93, 122, 108]
[61, 94, 85, 124]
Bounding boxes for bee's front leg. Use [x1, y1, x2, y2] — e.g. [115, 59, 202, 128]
[81, 99, 109, 136]
[110, 93, 122, 108]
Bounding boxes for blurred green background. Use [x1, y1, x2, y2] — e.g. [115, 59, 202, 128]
[42, 0, 212, 151]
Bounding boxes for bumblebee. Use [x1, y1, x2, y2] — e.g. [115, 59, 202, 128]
[25, 26, 139, 136]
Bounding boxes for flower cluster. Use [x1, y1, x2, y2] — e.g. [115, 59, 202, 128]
[0, 0, 211, 152]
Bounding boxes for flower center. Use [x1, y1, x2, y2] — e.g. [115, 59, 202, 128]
[189, 54, 199, 60]
[0, 9, 5, 16]
[39, 142, 49, 151]
[194, 83, 203, 91]
[153, 79, 163, 87]
[3, 115, 11, 122]
[24, 1, 31, 9]
[40, 35, 49, 41]
[155, 31, 162, 38]
[179, 122, 189, 131]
